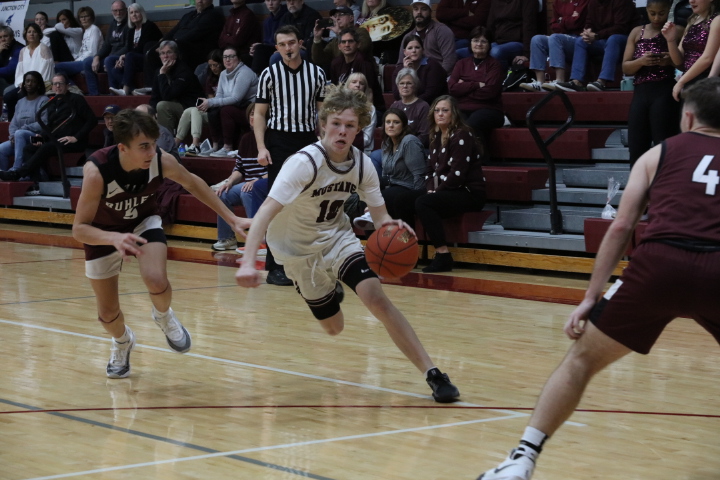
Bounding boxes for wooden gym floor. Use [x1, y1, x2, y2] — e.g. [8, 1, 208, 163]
[1, 226, 719, 480]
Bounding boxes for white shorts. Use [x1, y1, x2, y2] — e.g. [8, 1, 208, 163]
[85, 215, 163, 280]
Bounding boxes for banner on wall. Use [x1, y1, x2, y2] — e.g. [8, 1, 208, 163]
[0, 0, 29, 41]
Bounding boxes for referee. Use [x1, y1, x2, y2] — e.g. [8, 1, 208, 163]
[255, 25, 326, 285]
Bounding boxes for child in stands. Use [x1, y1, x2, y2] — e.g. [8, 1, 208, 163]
[623, 0, 681, 166]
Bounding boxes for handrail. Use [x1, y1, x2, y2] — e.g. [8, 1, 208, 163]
[526, 90, 575, 235]
[36, 95, 77, 199]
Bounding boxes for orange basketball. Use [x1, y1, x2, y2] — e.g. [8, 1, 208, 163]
[365, 224, 418, 279]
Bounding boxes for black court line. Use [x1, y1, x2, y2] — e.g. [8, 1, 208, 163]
[0, 398, 337, 480]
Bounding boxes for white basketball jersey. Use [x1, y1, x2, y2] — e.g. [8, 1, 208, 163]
[267, 142, 384, 261]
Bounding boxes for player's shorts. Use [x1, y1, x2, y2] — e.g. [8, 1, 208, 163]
[84, 215, 166, 280]
[590, 241, 720, 354]
[283, 236, 377, 320]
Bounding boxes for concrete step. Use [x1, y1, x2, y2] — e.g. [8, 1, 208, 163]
[592, 146, 629, 161]
[39, 180, 82, 197]
[563, 164, 630, 189]
[468, 225, 586, 252]
[66, 166, 84, 177]
[532, 186, 622, 206]
[13, 195, 72, 210]
[501, 206, 605, 234]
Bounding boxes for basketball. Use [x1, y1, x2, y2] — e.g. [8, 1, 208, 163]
[365, 224, 418, 279]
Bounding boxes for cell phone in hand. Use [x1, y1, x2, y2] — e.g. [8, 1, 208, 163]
[31, 136, 42, 144]
[318, 18, 334, 28]
[196, 98, 203, 107]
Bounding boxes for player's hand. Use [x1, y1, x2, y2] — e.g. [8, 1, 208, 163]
[231, 217, 251, 238]
[381, 219, 416, 238]
[564, 297, 596, 340]
[241, 179, 256, 192]
[257, 147, 272, 166]
[236, 263, 262, 288]
[113, 233, 147, 259]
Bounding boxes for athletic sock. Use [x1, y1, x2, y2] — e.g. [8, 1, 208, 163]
[424, 366, 438, 378]
[114, 326, 131, 344]
[515, 426, 548, 462]
[153, 306, 169, 318]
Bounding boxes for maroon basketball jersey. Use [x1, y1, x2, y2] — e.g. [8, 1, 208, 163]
[640, 132, 720, 248]
[89, 145, 164, 232]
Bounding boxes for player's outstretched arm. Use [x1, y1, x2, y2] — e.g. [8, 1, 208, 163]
[161, 152, 251, 237]
[72, 162, 147, 257]
[236, 198, 284, 288]
[368, 204, 417, 237]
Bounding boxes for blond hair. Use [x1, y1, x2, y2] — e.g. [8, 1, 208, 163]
[319, 84, 372, 130]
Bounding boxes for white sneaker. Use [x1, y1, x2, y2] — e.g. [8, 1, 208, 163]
[212, 236, 237, 250]
[478, 449, 536, 480]
[541, 80, 559, 91]
[132, 87, 152, 96]
[210, 147, 232, 157]
[353, 211, 375, 230]
[152, 307, 192, 353]
[106, 328, 136, 379]
[236, 243, 267, 256]
[210, 179, 228, 192]
[109, 87, 127, 96]
[519, 80, 544, 92]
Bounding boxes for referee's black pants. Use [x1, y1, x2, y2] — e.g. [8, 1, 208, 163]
[264, 129, 318, 272]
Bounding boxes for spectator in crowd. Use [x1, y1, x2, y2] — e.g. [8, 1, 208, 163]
[212, 102, 268, 251]
[666, 0, 720, 99]
[0, 71, 48, 173]
[623, 0, 680, 166]
[0, 26, 24, 94]
[672, 0, 693, 26]
[149, 41, 205, 133]
[345, 72, 376, 155]
[83, 1, 129, 96]
[35, 12, 52, 48]
[448, 26, 504, 154]
[389, 68, 430, 146]
[4, 24, 53, 121]
[0, 73, 96, 183]
[335, 0, 361, 23]
[218, 0, 262, 64]
[173, 50, 224, 156]
[520, 0, 590, 91]
[415, 95, 486, 273]
[393, 36, 448, 104]
[555, 0, 637, 92]
[377, 108, 426, 227]
[269, 0, 322, 66]
[327, 27, 383, 112]
[135, 104, 177, 155]
[254, 25, 326, 285]
[437, 0, 491, 55]
[312, 7, 372, 72]
[356, 0, 386, 26]
[485, 0, 537, 69]
[250, 0, 288, 74]
[102, 104, 121, 148]
[204, 46, 259, 157]
[54, 7, 104, 83]
[108, 3, 163, 96]
[136, 0, 225, 95]
[398, 0, 457, 74]
[44, 9, 82, 63]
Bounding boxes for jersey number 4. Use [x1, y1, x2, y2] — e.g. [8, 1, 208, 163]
[692, 155, 719, 195]
[316, 199, 345, 223]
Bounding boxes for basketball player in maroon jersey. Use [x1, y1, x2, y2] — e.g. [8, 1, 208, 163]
[73, 110, 250, 379]
[479, 77, 720, 480]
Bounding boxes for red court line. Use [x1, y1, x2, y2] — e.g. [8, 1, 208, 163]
[2, 405, 719, 419]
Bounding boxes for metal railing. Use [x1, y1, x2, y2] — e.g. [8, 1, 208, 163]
[36, 94, 77, 199]
[526, 89, 575, 235]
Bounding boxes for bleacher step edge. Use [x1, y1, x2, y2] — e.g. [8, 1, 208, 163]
[563, 168, 630, 189]
[532, 187, 623, 206]
[592, 147, 630, 161]
[467, 228, 586, 252]
[13, 196, 72, 210]
[39, 180, 82, 197]
[501, 206, 604, 234]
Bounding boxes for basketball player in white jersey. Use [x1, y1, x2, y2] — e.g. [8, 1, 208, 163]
[236, 86, 460, 403]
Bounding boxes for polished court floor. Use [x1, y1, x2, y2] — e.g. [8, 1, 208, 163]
[1, 237, 719, 480]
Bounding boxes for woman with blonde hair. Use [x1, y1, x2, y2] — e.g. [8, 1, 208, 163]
[345, 72, 377, 155]
[357, 0, 387, 25]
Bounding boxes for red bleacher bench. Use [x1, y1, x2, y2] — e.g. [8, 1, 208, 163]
[176, 194, 245, 224]
[490, 127, 614, 160]
[70, 185, 81, 210]
[484, 166, 548, 202]
[584, 218, 649, 255]
[181, 156, 235, 185]
[414, 210, 494, 244]
[503, 91, 633, 124]
[0, 181, 35, 205]
[46, 152, 86, 177]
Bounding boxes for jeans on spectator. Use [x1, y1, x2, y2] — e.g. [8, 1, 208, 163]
[123, 51, 145, 90]
[0, 129, 36, 170]
[369, 148, 382, 177]
[54, 60, 86, 78]
[415, 188, 486, 248]
[490, 42, 523, 71]
[570, 34, 628, 82]
[269, 48, 309, 67]
[529, 34, 578, 72]
[217, 182, 253, 240]
[157, 101, 184, 133]
[248, 177, 268, 218]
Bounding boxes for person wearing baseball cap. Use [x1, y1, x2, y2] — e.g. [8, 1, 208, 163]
[103, 104, 121, 148]
[398, 0, 456, 74]
[312, 5, 373, 72]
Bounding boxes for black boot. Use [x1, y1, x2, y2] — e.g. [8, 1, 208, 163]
[422, 252, 453, 273]
[0, 169, 20, 181]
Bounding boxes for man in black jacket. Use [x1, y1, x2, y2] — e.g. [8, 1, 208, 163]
[267, 0, 321, 66]
[136, 0, 225, 94]
[149, 41, 204, 132]
[0, 26, 24, 94]
[84, 0, 129, 95]
[0, 74, 97, 182]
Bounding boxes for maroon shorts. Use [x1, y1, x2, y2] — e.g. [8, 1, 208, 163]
[590, 242, 720, 354]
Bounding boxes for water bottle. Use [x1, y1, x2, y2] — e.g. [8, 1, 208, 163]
[0, 103, 7, 122]
[178, 143, 186, 157]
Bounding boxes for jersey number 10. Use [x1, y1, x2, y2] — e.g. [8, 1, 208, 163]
[692, 155, 719, 196]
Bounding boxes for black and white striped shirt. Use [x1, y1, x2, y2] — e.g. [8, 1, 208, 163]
[256, 60, 326, 133]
